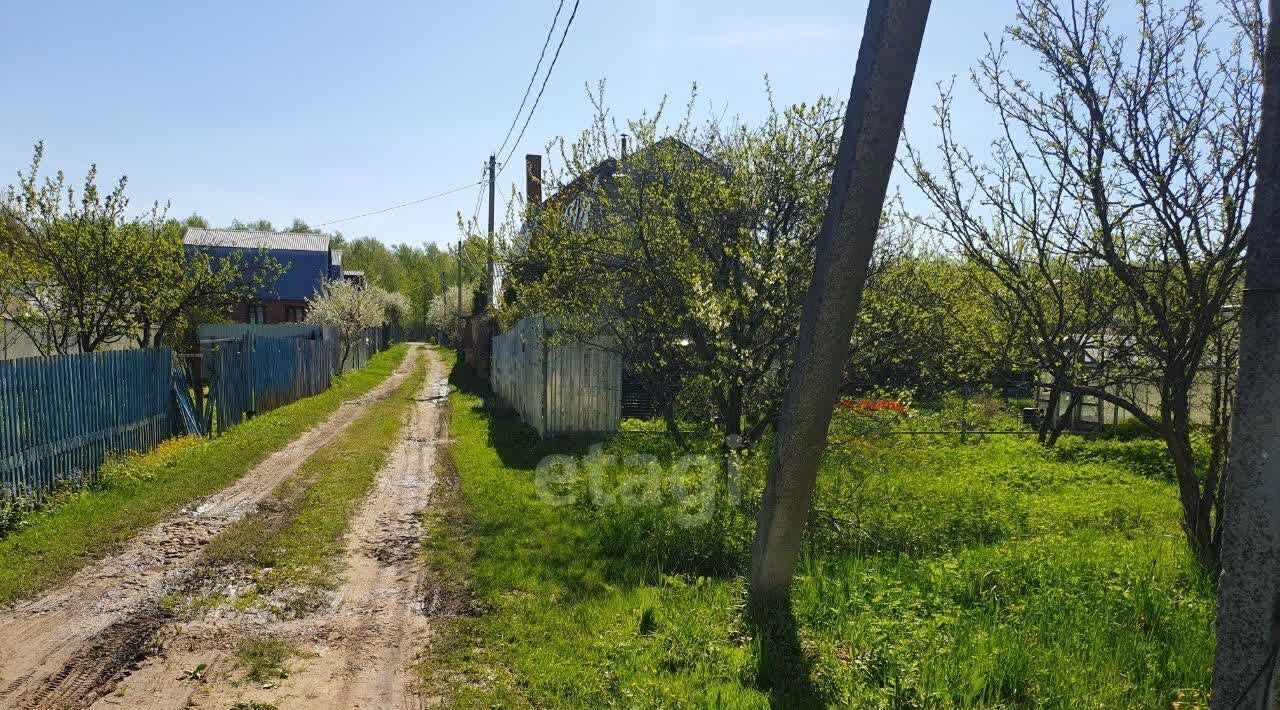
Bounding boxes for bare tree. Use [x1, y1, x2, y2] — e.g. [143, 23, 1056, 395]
[1212, 1, 1280, 705]
[911, 0, 1260, 568]
[906, 86, 1127, 446]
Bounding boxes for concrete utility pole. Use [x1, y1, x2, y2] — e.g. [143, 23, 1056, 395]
[747, 0, 932, 619]
[487, 154, 497, 307]
[1212, 3, 1280, 706]
[456, 239, 463, 337]
[438, 269, 447, 343]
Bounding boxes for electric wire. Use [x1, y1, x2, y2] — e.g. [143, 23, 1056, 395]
[494, 0, 567, 161]
[313, 181, 482, 228]
[496, 0, 582, 177]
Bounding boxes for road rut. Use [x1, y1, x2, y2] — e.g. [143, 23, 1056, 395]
[0, 347, 421, 710]
[88, 347, 449, 709]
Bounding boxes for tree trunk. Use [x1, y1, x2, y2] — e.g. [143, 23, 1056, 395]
[722, 385, 744, 442]
[1037, 380, 1060, 445]
[747, 0, 931, 622]
[338, 340, 351, 375]
[136, 314, 153, 350]
[1164, 420, 1217, 570]
[662, 401, 687, 447]
[1213, 3, 1280, 704]
[1046, 390, 1079, 448]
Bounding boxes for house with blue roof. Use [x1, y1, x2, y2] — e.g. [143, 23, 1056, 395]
[183, 228, 345, 324]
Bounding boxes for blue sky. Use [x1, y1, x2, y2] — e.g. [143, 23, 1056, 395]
[0, 1, 1020, 248]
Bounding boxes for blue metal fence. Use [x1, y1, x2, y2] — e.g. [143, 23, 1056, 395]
[0, 349, 175, 496]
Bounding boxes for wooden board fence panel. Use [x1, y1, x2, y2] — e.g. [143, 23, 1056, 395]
[206, 334, 341, 435]
[338, 326, 386, 373]
[490, 317, 620, 438]
[0, 348, 175, 497]
[208, 342, 251, 433]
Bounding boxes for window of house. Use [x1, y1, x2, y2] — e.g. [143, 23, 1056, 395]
[286, 306, 305, 323]
[248, 303, 266, 324]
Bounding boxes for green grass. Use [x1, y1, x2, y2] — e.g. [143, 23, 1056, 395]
[234, 637, 298, 685]
[0, 343, 409, 606]
[420, 360, 1215, 709]
[204, 348, 427, 598]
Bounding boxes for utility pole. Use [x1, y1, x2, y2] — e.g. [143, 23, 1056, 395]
[456, 239, 463, 342]
[487, 154, 497, 307]
[438, 268, 447, 343]
[1212, 3, 1280, 706]
[747, 0, 932, 621]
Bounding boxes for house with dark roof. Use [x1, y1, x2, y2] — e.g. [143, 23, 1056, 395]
[183, 228, 345, 324]
[502, 139, 723, 417]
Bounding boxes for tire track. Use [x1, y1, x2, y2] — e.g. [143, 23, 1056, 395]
[0, 347, 421, 709]
[91, 348, 449, 710]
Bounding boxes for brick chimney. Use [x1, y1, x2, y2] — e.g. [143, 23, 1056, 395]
[525, 154, 543, 207]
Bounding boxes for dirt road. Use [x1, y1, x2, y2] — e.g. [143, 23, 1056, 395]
[86, 348, 449, 710]
[0, 346, 427, 710]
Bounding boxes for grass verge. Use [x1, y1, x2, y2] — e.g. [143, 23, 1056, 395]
[202, 347, 427, 602]
[0, 343, 410, 606]
[420, 357, 1214, 709]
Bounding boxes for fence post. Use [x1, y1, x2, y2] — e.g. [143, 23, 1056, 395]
[190, 354, 204, 420]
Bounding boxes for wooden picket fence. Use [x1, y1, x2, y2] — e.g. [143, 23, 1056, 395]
[490, 316, 622, 437]
[340, 325, 389, 373]
[0, 326, 394, 496]
[205, 334, 339, 434]
[0, 349, 175, 496]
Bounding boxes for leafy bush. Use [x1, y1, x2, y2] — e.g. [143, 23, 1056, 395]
[0, 494, 41, 537]
[1048, 437, 1178, 482]
[1084, 418, 1159, 441]
[829, 396, 912, 440]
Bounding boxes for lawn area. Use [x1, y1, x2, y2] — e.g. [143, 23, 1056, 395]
[0, 343, 410, 606]
[421, 359, 1214, 709]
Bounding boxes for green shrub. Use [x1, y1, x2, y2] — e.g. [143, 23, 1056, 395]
[0, 494, 41, 537]
[1049, 437, 1178, 481]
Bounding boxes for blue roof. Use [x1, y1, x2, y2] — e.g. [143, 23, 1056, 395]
[184, 231, 335, 302]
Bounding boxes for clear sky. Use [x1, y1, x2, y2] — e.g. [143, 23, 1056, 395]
[0, 1, 1021, 249]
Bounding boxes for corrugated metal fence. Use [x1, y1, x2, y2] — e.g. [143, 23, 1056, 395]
[0, 349, 175, 496]
[490, 316, 621, 437]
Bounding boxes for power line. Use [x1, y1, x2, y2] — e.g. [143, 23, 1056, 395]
[470, 163, 488, 226]
[494, 0, 567, 161]
[496, 0, 582, 178]
[314, 181, 482, 229]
